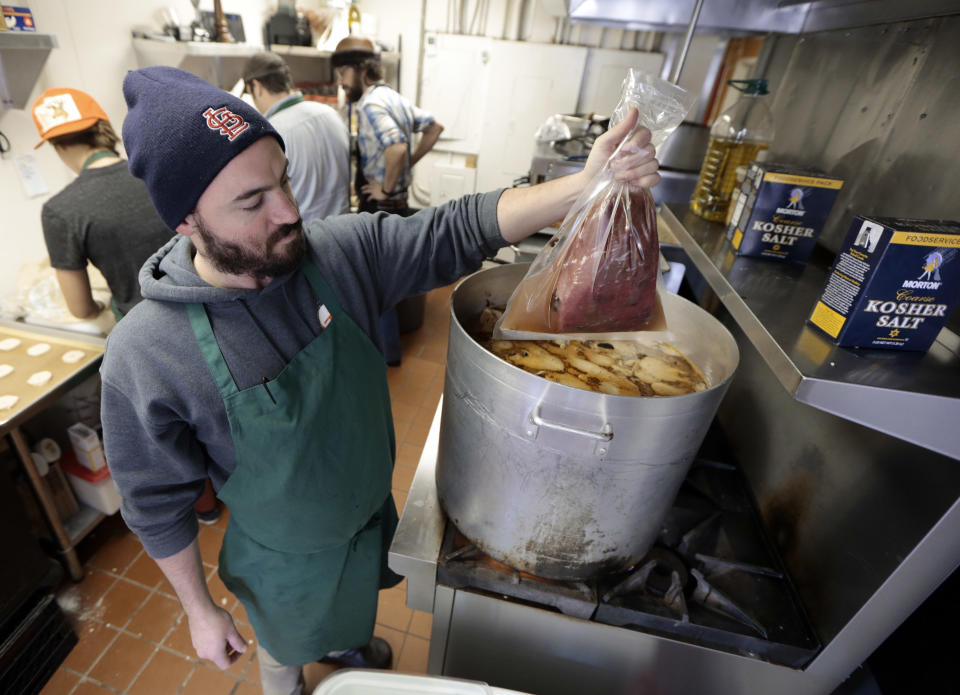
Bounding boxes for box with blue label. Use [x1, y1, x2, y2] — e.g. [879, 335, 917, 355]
[2, 6, 37, 31]
[808, 216, 960, 351]
[726, 163, 844, 264]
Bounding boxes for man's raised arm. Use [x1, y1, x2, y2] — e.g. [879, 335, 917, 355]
[496, 109, 659, 244]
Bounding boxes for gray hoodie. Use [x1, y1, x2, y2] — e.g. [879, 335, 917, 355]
[101, 191, 505, 558]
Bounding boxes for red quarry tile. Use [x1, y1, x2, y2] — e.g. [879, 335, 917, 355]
[57, 568, 117, 627]
[62, 621, 119, 673]
[123, 552, 166, 591]
[162, 615, 196, 658]
[408, 609, 433, 639]
[87, 632, 155, 691]
[71, 681, 116, 695]
[206, 570, 237, 612]
[127, 648, 196, 695]
[126, 592, 182, 644]
[396, 634, 430, 674]
[38, 666, 80, 694]
[197, 526, 225, 566]
[98, 577, 150, 629]
[179, 662, 241, 695]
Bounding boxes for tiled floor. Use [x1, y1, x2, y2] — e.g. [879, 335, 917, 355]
[43, 281, 458, 695]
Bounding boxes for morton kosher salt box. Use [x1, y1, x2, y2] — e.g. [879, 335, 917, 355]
[726, 162, 844, 263]
[808, 216, 960, 351]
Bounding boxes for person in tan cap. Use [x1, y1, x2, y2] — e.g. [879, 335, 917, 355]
[31, 87, 174, 321]
[331, 36, 445, 365]
[331, 35, 444, 215]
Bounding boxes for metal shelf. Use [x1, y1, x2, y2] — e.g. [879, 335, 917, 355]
[132, 37, 401, 90]
[660, 203, 960, 460]
[0, 32, 58, 109]
[63, 503, 106, 547]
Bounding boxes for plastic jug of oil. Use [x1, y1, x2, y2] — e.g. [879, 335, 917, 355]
[690, 79, 774, 222]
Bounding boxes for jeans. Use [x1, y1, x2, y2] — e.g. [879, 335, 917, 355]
[257, 645, 304, 695]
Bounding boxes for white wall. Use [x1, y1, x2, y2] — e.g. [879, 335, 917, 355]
[0, 0, 271, 301]
[0, 0, 720, 299]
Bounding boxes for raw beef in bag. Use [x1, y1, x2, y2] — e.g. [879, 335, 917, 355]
[496, 70, 694, 339]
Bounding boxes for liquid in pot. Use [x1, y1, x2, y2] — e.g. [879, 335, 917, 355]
[471, 308, 707, 397]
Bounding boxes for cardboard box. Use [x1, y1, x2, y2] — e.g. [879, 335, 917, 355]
[2, 6, 37, 31]
[726, 162, 844, 264]
[67, 422, 106, 472]
[808, 216, 960, 351]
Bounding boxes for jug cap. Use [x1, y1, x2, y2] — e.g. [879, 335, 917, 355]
[728, 79, 769, 95]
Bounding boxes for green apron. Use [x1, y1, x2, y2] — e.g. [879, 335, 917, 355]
[186, 259, 401, 665]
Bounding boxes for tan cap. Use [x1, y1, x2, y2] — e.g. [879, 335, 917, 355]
[331, 35, 378, 68]
[31, 87, 109, 149]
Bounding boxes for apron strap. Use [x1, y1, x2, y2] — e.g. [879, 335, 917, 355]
[186, 302, 240, 397]
[186, 260, 340, 398]
[300, 258, 345, 315]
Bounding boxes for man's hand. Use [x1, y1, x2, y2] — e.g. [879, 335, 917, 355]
[188, 603, 248, 670]
[361, 180, 387, 201]
[581, 108, 660, 190]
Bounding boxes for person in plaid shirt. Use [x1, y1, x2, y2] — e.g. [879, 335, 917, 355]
[332, 36, 445, 364]
[333, 36, 444, 215]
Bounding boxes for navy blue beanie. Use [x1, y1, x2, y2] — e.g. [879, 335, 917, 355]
[122, 66, 284, 230]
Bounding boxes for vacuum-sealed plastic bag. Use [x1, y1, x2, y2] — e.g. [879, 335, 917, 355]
[497, 70, 694, 340]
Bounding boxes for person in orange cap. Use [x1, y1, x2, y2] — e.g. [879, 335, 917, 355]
[31, 87, 174, 320]
[32, 87, 223, 525]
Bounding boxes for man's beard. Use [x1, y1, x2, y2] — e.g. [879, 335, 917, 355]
[345, 75, 363, 103]
[193, 214, 307, 281]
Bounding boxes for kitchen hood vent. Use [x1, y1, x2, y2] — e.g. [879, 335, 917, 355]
[544, 0, 960, 35]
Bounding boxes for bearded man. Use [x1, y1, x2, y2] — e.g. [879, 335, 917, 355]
[101, 66, 661, 695]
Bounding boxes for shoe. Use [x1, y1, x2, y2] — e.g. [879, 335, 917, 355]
[196, 504, 222, 526]
[321, 636, 392, 669]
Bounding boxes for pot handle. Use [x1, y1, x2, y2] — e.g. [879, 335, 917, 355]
[529, 407, 613, 442]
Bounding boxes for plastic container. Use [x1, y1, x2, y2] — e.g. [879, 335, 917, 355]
[61, 449, 121, 515]
[311, 670, 531, 695]
[690, 79, 775, 222]
[67, 422, 106, 472]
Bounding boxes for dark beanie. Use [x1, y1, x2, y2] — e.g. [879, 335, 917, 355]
[122, 66, 284, 230]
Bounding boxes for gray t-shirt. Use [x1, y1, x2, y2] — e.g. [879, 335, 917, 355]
[41, 161, 174, 316]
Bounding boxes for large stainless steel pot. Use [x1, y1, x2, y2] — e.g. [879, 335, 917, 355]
[436, 263, 739, 580]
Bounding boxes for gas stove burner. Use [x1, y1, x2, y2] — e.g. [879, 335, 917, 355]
[691, 568, 768, 639]
[436, 429, 820, 668]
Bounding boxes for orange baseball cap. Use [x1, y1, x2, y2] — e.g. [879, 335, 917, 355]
[31, 87, 110, 149]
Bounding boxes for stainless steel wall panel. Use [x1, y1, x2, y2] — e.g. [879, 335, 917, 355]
[710, 300, 960, 645]
[766, 18, 960, 250]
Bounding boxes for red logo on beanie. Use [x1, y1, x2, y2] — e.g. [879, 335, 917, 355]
[203, 107, 250, 141]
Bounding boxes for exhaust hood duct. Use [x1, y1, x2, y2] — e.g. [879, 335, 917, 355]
[545, 0, 960, 35]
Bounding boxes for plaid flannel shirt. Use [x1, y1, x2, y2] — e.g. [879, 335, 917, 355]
[356, 84, 435, 199]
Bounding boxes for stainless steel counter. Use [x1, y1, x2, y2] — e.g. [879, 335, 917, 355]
[0, 318, 107, 580]
[0, 319, 105, 433]
[388, 397, 445, 613]
[661, 204, 960, 460]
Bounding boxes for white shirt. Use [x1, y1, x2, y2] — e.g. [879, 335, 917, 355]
[266, 93, 350, 224]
